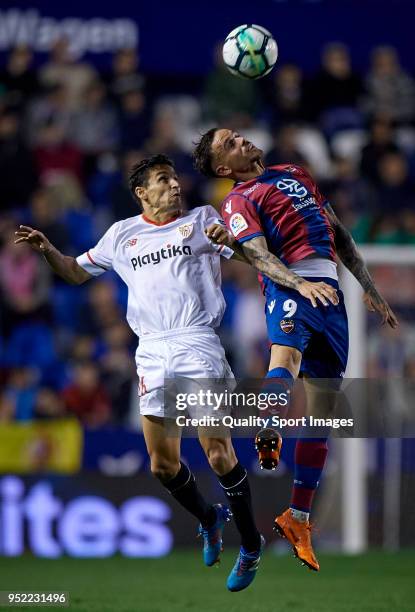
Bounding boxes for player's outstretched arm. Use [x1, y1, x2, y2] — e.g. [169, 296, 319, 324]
[240, 236, 339, 308]
[14, 225, 91, 285]
[325, 205, 398, 328]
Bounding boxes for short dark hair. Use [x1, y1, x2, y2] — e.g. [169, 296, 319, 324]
[192, 128, 219, 177]
[128, 154, 174, 202]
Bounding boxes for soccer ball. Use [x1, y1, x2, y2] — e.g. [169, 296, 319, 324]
[222, 24, 278, 79]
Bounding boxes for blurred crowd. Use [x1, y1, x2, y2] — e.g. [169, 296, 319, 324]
[1, 39, 415, 427]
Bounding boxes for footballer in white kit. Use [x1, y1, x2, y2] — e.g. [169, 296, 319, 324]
[76, 203, 234, 417]
[15, 154, 264, 592]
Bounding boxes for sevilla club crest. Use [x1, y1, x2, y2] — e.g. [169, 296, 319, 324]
[178, 223, 193, 239]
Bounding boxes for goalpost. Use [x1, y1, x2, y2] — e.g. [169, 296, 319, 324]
[340, 246, 415, 553]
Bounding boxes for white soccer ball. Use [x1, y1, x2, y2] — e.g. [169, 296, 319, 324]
[222, 24, 278, 80]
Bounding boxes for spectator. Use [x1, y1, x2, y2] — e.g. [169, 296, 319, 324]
[368, 216, 404, 244]
[0, 229, 51, 335]
[5, 323, 57, 375]
[25, 83, 72, 148]
[323, 156, 376, 236]
[145, 109, 184, 156]
[33, 119, 83, 183]
[62, 361, 111, 427]
[77, 279, 123, 337]
[0, 392, 15, 422]
[360, 116, 400, 183]
[1, 46, 39, 111]
[100, 322, 135, 423]
[1, 367, 39, 421]
[45, 173, 90, 217]
[71, 80, 120, 175]
[69, 335, 97, 362]
[202, 43, 258, 123]
[34, 388, 65, 419]
[265, 124, 307, 167]
[305, 42, 364, 132]
[365, 46, 415, 125]
[401, 209, 415, 243]
[367, 152, 415, 243]
[118, 88, 150, 152]
[376, 151, 415, 213]
[40, 37, 97, 110]
[108, 48, 145, 102]
[29, 187, 70, 253]
[0, 110, 36, 212]
[267, 63, 307, 126]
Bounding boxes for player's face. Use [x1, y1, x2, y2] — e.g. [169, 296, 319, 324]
[137, 165, 182, 213]
[211, 129, 263, 177]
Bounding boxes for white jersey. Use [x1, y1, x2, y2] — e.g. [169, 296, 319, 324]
[76, 206, 233, 337]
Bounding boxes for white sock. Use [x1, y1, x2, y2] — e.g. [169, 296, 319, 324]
[290, 507, 309, 522]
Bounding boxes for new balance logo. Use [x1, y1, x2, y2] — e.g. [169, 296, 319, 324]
[125, 238, 138, 248]
[249, 558, 261, 570]
[268, 300, 276, 314]
[224, 200, 232, 214]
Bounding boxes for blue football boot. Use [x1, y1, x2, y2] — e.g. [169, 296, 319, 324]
[198, 504, 232, 566]
[226, 535, 265, 592]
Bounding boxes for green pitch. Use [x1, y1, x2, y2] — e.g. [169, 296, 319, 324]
[0, 550, 414, 612]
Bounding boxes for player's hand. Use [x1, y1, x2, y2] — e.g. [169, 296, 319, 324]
[205, 223, 234, 247]
[363, 290, 398, 329]
[14, 225, 52, 254]
[297, 279, 339, 308]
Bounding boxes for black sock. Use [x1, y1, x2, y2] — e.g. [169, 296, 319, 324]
[164, 462, 216, 528]
[218, 462, 261, 552]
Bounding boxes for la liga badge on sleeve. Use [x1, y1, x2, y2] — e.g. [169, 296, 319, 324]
[229, 213, 248, 236]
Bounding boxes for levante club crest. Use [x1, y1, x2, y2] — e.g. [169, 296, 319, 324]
[280, 319, 295, 333]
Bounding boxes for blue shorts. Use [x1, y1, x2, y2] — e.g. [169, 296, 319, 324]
[265, 277, 349, 379]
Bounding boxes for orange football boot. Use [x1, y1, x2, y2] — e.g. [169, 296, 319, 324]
[254, 428, 282, 470]
[274, 508, 320, 571]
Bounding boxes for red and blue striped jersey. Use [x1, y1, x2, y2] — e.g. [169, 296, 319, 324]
[220, 164, 336, 266]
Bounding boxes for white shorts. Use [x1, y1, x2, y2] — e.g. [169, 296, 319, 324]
[136, 326, 235, 418]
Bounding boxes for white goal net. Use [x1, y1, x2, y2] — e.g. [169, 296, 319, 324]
[339, 246, 415, 552]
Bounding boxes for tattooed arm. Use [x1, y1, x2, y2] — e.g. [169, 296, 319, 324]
[207, 225, 338, 308]
[240, 236, 303, 288]
[325, 204, 398, 328]
[240, 236, 336, 306]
